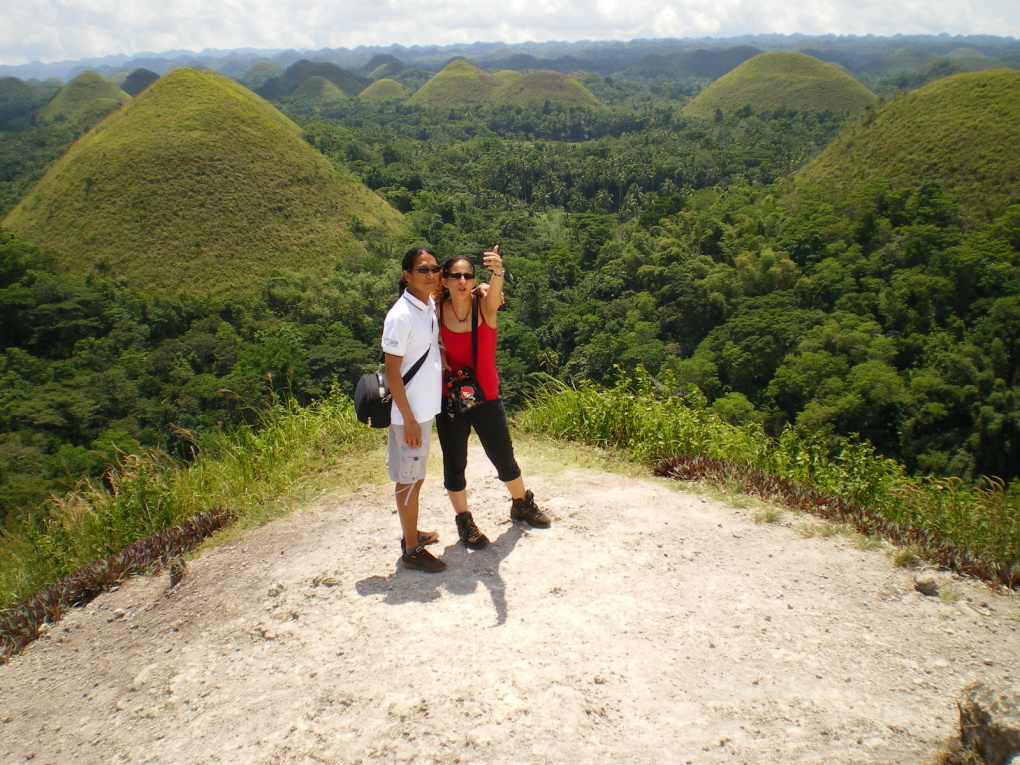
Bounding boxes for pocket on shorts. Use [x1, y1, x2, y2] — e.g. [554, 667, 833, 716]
[398, 442, 428, 483]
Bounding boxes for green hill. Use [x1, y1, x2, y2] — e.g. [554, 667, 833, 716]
[793, 69, 1020, 220]
[408, 60, 600, 109]
[492, 70, 522, 85]
[491, 70, 601, 108]
[35, 71, 130, 125]
[407, 59, 501, 107]
[0, 76, 35, 104]
[2, 68, 405, 296]
[361, 55, 406, 80]
[673, 46, 762, 80]
[120, 68, 159, 97]
[361, 54, 400, 74]
[259, 60, 364, 99]
[625, 54, 681, 79]
[240, 59, 284, 88]
[858, 48, 941, 76]
[0, 77, 41, 122]
[945, 48, 1006, 72]
[291, 75, 347, 104]
[682, 52, 877, 118]
[358, 78, 409, 101]
[501, 53, 541, 71]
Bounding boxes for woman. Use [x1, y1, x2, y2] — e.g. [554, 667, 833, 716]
[382, 246, 446, 573]
[435, 245, 551, 549]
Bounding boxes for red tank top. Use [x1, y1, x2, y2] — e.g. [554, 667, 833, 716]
[441, 303, 500, 401]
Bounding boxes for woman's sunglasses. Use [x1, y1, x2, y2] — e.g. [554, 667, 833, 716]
[412, 266, 442, 274]
[446, 272, 475, 280]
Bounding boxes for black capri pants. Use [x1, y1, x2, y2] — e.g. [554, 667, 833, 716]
[436, 398, 522, 492]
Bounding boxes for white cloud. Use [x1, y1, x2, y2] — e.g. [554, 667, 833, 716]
[0, 0, 1017, 65]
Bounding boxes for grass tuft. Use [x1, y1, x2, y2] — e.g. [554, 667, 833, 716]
[752, 507, 784, 524]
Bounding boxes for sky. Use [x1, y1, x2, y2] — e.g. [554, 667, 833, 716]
[2, 0, 1018, 66]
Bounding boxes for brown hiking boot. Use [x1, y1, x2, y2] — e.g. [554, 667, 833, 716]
[456, 511, 490, 549]
[401, 545, 447, 573]
[510, 490, 551, 528]
[399, 531, 439, 550]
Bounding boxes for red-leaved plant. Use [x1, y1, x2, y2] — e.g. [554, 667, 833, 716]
[0, 507, 236, 663]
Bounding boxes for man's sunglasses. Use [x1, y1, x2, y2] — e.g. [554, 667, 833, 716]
[446, 272, 475, 280]
[412, 266, 442, 274]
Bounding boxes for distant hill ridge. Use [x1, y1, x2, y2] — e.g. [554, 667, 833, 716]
[683, 51, 878, 118]
[794, 68, 1020, 220]
[2, 68, 404, 296]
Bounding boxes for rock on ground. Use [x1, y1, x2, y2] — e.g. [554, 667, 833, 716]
[959, 682, 1020, 765]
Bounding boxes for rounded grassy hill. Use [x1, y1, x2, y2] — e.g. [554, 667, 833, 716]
[36, 71, 131, 125]
[682, 52, 877, 118]
[2, 68, 405, 296]
[858, 48, 940, 76]
[0, 76, 36, 104]
[259, 60, 364, 100]
[120, 68, 160, 97]
[361, 55, 406, 81]
[358, 78, 409, 102]
[793, 68, 1020, 220]
[491, 70, 601, 108]
[291, 75, 347, 104]
[240, 59, 284, 88]
[407, 60, 501, 107]
[673, 46, 763, 79]
[408, 60, 600, 109]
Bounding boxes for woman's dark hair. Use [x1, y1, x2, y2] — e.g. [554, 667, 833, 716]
[433, 255, 473, 303]
[398, 245, 437, 296]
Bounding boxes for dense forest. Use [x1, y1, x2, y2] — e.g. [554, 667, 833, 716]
[1, 34, 1019, 527]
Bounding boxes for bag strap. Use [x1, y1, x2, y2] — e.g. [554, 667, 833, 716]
[471, 295, 478, 370]
[386, 296, 432, 387]
[401, 347, 430, 386]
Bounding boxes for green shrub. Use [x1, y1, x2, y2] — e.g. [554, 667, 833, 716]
[0, 390, 380, 608]
[518, 368, 1020, 571]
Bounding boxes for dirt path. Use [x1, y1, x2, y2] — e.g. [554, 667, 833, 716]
[1, 439, 1018, 764]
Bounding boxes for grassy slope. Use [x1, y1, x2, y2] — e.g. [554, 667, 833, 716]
[35, 71, 131, 124]
[2, 68, 405, 296]
[683, 52, 878, 118]
[794, 69, 1020, 219]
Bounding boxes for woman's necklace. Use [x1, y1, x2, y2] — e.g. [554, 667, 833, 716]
[450, 299, 470, 323]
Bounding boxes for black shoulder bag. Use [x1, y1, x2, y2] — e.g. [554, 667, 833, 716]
[442, 297, 487, 417]
[354, 349, 429, 428]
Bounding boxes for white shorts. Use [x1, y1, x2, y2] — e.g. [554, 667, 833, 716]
[387, 419, 434, 484]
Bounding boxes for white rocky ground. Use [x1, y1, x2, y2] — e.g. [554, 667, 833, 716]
[1, 438, 1017, 764]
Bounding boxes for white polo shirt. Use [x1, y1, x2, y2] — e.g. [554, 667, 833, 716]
[381, 291, 442, 426]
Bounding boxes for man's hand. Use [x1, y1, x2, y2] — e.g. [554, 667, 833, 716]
[402, 418, 423, 448]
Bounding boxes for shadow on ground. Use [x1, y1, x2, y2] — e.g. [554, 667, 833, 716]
[355, 522, 525, 625]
